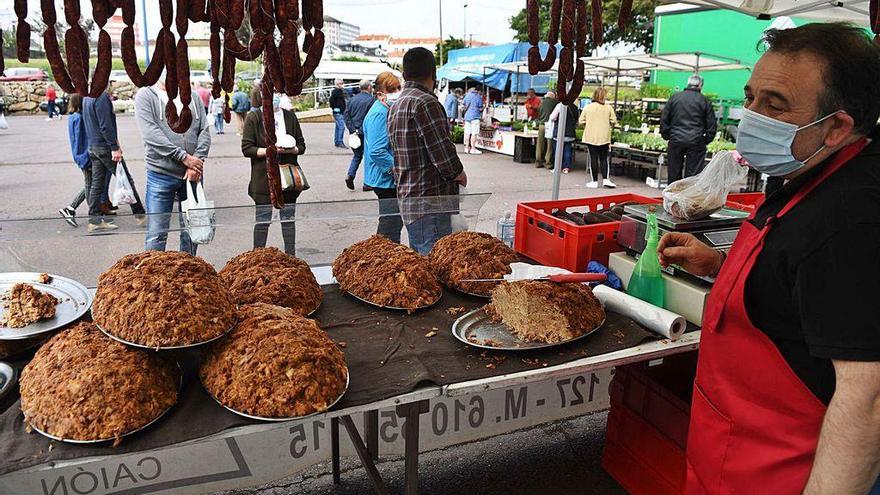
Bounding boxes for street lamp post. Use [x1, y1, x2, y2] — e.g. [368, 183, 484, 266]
[463, 3, 468, 47]
[439, 0, 444, 65]
[140, 0, 150, 63]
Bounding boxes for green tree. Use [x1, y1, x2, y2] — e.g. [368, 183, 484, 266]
[509, 0, 656, 53]
[436, 36, 466, 65]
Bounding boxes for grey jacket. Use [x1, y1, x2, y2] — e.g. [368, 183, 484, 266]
[134, 87, 211, 179]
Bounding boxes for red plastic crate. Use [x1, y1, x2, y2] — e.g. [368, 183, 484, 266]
[514, 193, 660, 270]
[726, 192, 765, 212]
[602, 353, 697, 495]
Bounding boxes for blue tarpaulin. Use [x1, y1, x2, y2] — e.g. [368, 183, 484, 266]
[437, 42, 555, 94]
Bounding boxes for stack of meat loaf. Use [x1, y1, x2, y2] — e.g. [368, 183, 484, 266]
[200, 304, 348, 418]
[333, 235, 442, 310]
[19, 322, 179, 445]
[487, 281, 606, 344]
[219, 248, 323, 316]
[428, 231, 519, 296]
[92, 251, 237, 348]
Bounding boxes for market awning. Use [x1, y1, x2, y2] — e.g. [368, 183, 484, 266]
[580, 52, 749, 73]
[663, 0, 869, 23]
[437, 42, 555, 92]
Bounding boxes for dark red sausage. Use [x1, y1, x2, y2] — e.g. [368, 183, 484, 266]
[91, 0, 113, 28]
[159, 0, 173, 27]
[576, 0, 588, 54]
[538, 44, 557, 73]
[63, 0, 82, 26]
[560, 0, 575, 48]
[176, 39, 192, 104]
[163, 31, 179, 99]
[618, 0, 633, 31]
[223, 93, 232, 123]
[311, 0, 324, 29]
[42, 27, 75, 93]
[527, 0, 540, 46]
[121, 0, 135, 25]
[65, 26, 89, 95]
[16, 22, 30, 63]
[275, 0, 289, 26]
[14, 0, 27, 19]
[122, 26, 162, 86]
[210, 31, 222, 97]
[591, 0, 603, 46]
[221, 46, 235, 92]
[89, 30, 112, 97]
[263, 37, 284, 93]
[260, 69, 284, 209]
[565, 59, 585, 104]
[300, 30, 325, 83]
[176, 0, 190, 36]
[280, 24, 302, 94]
[556, 46, 573, 100]
[166, 102, 193, 133]
[189, 0, 207, 22]
[547, 0, 562, 45]
[230, 0, 244, 29]
[288, 0, 300, 22]
[528, 45, 541, 76]
[41, 0, 58, 26]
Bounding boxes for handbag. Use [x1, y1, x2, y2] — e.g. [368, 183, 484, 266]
[279, 163, 310, 192]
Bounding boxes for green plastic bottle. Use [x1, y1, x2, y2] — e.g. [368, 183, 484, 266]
[627, 206, 666, 308]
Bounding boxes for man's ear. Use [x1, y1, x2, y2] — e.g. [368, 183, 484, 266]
[825, 112, 857, 148]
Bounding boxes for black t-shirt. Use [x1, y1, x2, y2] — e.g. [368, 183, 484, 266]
[744, 131, 880, 405]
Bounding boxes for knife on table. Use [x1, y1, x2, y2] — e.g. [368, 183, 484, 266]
[459, 273, 608, 284]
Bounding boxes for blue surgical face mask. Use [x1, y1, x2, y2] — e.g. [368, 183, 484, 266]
[386, 91, 400, 103]
[272, 94, 281, 111]
[736, 108, 838, 177]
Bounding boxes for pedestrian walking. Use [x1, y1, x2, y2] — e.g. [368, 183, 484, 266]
[343, 79, 376, 191]
[209, 93, 225, 134]
[660, 74, 717, 182]
[58, 94, 90, 227]
[461, 87, 484, 154]
[535, 91, 558, 168]
[363, 71, 404, 243]
[330, 78, 347, 148]
[134, 75, 211, 254]
[83, 90, 146, 232]
[45, 84, 57, 121]
[388, 47, 467, 255]
[444, 88, 462, 128]
[548, 101, 579, 173]
[230, 84, 251, 135]
[194, 82, 211, 113]
[242, 91, 307, 255]
[578, 87, 618, 188]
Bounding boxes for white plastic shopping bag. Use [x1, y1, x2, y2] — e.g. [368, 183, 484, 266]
[182, 181, 216, 244]
[662, 150, 748, 220]
[109, 161, 136, 206]
[0, 113, 8, 130]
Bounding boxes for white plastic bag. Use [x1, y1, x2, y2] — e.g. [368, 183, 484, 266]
[182, 181, 215, 245]
[349, 133, 362, 149]
[0, 113, 8, 130]
[109, 161, 136, 206]
[662, 150, 748, 220]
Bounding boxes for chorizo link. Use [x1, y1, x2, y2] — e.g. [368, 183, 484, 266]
[275, 0, 289, 26]
[556, 46, 573, 100]
[560, 0, 575, 48]
[591, 0, 603, 46]
[64, 26, 89, 95]
[230, 0, 244, 29]
[565, 59, 585, 104]
[303, 32, 314, 53]
[261, 69, 283, 208]
[300, 30, 325, 83]
[210, 31, 222, 97]
[221, 45, 235, 91]
[16, 22, 30, 63]
[63, 0, 82, 27]
[121, 0, 135, 25]
[224, 30, 266, 61]
[164, 30, 179, 99]
[547, 0, 562, 45]
[176, 0, 190, 36]
[263, 37, 285, 93]
[288, 0, 300, 21]
[280, 25, 302, 94]
[528, 46, 541, 76]
[41, 0, 57, 27]
[159, 0, 173, 28]
[188, 0, 207, 22]
[90, 30, 112, 97]
[122, 27, 156, 86]
[311, 0, 324, 29]
[176, 39, 192, 103]
[91, 0, 113, 27]
[14, 0, 27, 19]
[527, 0, 540, 46]
[166, 102, 193, 133]
[576, 0, 588, 55]
[223, 93, 231, 123]
[538, 44, 556, 73]
[618, 0, 633, 31]
[43, 27, 75, 93]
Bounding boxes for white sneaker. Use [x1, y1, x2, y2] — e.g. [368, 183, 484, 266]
[603, 178, 617, 188]
[88, 221, 119, 233]
[45, 117, 53, 121]
[586, 181, 599, 189]
[469, 149, 483, 155]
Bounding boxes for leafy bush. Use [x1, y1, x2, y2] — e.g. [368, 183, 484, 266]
[707, 135, 736, 154]
[451, 125, 464, 144]
[638, 83, 673, 100]
[614, 131, 668, 152]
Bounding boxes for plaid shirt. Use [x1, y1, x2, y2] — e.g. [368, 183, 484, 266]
[388, 81, 464, 224]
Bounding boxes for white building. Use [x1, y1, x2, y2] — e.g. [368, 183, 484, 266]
[323, 15, 360, 47]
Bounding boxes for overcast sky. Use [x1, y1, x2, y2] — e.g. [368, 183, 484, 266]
[5, 0, 521, 44]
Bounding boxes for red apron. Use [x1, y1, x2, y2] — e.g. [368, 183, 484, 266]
[686, 138, 869, 494]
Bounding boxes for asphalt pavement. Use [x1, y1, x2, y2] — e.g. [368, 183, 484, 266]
[0, 113, 651, 494]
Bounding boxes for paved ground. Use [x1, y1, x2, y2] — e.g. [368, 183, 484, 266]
[0, 114, 652, 494]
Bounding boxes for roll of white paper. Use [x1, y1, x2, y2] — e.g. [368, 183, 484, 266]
[592, 285, 687, 341]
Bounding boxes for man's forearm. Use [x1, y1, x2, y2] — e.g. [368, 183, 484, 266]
[805, 360, 880, 494]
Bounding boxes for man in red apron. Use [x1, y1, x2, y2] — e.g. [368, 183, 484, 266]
[658, 23, 880, 494]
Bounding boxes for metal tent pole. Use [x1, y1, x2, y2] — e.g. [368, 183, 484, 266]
[551, 103, 567, 200]
[514, 65, 520, 121]
[141, 0, 150, 63]
[613, 59, 621, 110]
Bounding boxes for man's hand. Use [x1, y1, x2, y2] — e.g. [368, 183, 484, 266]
[184, 168, 202, 182]
[455, 170, 468, 188]
[182, 154, 204, 173]
[112, 149, 123, 162]
[657, 232, 724, 277]
[278, 146, 299, 155]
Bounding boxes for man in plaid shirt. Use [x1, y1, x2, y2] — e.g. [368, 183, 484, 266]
[389, 47, 468, 254]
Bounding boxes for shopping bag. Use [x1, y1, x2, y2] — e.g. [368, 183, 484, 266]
[182, 181, 216, 244]
[207, 112, 215, 126]
[662, 150, 749, 220]
[349, 132, 362, 149]
[279, 164, 310, 192]
[109, 161, 137, 206]
[544, 120, 555, 139]
[0, 113, 7, 130]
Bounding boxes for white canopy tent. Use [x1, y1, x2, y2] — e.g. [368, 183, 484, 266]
[663, 0, 870, 23]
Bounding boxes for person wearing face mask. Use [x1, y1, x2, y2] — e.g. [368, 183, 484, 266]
[657, 24, 880, 495]
[241, 90, 306, 255]
[362, 72, 404, 243]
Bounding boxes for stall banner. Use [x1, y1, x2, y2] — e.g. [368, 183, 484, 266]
[0, 369, 612, 495]
[475, 129, 516, 156]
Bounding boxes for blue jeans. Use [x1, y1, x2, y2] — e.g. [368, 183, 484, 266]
[144, 170, 196, 255]
[213, 113, 224, 133]
[347, 144, 364, 179]
[406, 213, 452, 255]
[562, 141, 573, 170]
[47, 100, 56, 118]
[333, 112, 345, 146]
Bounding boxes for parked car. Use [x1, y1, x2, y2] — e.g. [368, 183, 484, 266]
[190, 70, 213, 85]
[234, 71, 261, 82]
[108, 70, 132, 84]
[0, 68, 50, 82]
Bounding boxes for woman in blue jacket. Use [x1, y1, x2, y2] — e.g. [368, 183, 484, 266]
[59, 94, 93, 227]
[362, 72, 403, 243]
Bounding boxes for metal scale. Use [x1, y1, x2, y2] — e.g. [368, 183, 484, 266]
[617, 204, 751, 283]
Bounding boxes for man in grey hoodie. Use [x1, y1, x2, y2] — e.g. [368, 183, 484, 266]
[134, 78, 211, 255]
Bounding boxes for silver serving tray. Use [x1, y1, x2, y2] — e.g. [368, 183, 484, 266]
[95, 321, 236, 351]
[206, 371, 349, 422]
[451, 285, 493, 299]
[347, 291, 440, 312]
[28, 364, 183, 445]
[0, 361, 16, 402]
[0, 273, 92, 341]
[452, 308, 605, 351]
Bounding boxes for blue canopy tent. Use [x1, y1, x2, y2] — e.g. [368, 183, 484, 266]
[437, 42, 556, 94]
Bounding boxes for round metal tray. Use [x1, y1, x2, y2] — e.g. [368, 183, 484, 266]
[347, 291, 440, 312]
[0, 273, 92, 341]
[206, 371, 349, 422]
[27, 363, 183, 444]
[95, 321, 236, 351]
[452, 308, 605, 351]
[0, 361, 17, 402]
[452, 286, 492, 299]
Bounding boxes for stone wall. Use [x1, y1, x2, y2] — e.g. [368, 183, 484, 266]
[0, 81, 137, 114]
